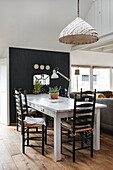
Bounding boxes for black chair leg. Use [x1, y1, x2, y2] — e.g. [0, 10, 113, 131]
[73, 135, 75, 162]
[17, 121, 18, 131]
[91, 132, 93, 158]
[45, 116, 48, 144]
[45, 126, 47, 144]
[21, 120, 23, 135]
[61, 126, 62, 154]
[81, 132, 83, 148]
[36, 127, 38, 132]
[42, 125, 44, 155]
[27, 127, 29, 146]
[67, 130, 70, 138]
[16, 114, 19, 131]
[85, 131, 87, 144]
[22, 122, 25, 154]
[36, 110, 38, 117]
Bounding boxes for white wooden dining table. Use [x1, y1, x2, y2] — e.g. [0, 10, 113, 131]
[27, 94, 107, 162]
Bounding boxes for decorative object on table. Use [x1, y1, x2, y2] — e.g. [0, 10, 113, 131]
[75, 69, 80, 92]
[51, 67, 70, 97]
[34, 64, 39, 70]
[49, 86, 61, 99]
[59, 0, 99, 45]
[34, 80, 44, 94]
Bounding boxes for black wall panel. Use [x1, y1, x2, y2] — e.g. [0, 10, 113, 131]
[9, 47, 70, 123]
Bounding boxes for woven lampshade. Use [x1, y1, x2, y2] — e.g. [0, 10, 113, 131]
[59, 17, 99, 45]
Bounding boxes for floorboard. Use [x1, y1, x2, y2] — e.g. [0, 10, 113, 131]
[0, 124, 113, 170]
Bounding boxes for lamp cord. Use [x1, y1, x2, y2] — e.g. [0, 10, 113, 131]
[77, 0, 79, 17]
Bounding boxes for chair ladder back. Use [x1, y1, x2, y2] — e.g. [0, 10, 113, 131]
[73, 92, 96, 132]
[20, 90, 29, 116]
[91, 89, 96, 129]
[23, 90, 29, 115]
[14, 89, 21, 114]
[80, 88, 96, 102]
[19, 91, 25, 121]
[73, 95, 77, 135]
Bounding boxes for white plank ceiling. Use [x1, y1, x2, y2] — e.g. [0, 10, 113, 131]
[0, 0, 93, 57]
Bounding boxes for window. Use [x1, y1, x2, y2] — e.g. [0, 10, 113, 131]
[82, 75, 89, 81]
[93, 69, 110, 91]
[93, 75, 97, 82]
[82, 75, 97, 82]
[71, 66, 111, 92]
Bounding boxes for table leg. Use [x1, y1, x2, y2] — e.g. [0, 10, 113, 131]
[93, 108, 100, 150]
[54, 113, 61, 161]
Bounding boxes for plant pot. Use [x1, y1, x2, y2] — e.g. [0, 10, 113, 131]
[49, 93, 59, 99]
[33, 90, 40, 94]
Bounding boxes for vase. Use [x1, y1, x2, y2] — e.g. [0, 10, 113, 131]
[49, 93, 59, 99]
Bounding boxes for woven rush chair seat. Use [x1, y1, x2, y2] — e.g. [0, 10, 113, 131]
[62, 119, 92, 133]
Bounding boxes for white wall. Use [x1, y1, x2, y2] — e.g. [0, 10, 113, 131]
[85, 0, 113, 36]
[71, 50, 113, 67]
[0, 58, 9, 125]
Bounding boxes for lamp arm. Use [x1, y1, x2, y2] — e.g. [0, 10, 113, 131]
[57, 71, 70, 82]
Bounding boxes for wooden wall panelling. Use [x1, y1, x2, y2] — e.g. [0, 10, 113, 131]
[85, 0, 113, 36]
[101, 0, 110, 35]
[110, 0, 113, 32]
[9, 47, 69, 123]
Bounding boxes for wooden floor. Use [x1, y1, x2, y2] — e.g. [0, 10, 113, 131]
[0, 124, 113, 170]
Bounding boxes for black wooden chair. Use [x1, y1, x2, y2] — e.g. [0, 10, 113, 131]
[13, 88, 37, 132]
[80, 88, 96, 102]
[61, 90, 96, 162]
[18, 90, 46, 155]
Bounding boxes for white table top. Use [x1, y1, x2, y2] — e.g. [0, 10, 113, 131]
[27, 94, 107, 113]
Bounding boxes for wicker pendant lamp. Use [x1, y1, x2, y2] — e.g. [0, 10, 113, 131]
[59, 0, 99, 45]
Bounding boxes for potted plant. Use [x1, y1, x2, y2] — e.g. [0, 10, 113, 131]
[49, 86, 61, 99]
[34, 80, 44, 94]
